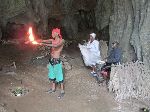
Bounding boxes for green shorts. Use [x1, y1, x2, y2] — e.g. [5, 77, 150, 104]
[48, 60, 63, 83]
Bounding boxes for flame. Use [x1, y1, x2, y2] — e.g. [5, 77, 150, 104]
[32, 41, 38, 44]
[28, 27, 38, 45]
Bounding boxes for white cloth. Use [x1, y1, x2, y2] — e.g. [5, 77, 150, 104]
[79, 40, 101, 66]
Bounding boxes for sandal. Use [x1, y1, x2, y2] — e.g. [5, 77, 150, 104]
[46, 89, 55, 93]
[90, 72, 97, 77]
[57, 90, 65, 99]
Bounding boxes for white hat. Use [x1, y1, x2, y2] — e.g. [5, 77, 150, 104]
[90, 33, 96, 39]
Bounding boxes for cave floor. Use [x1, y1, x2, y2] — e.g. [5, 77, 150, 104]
[0, 44, 144, 112]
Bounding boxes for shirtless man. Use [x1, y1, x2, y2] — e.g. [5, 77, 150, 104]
[41, 28, 65, 98]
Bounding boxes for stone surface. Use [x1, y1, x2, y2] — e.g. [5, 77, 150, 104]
[95, 0, 112, 30]
[109, 61, 150, 103]
[109, 0, 150, 68]
[109, 0, 135, 62]
[0, 28, 2, 40]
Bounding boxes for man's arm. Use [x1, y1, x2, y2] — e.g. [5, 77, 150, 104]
[37, 39, 53, 46]
[41, 39, 53, 43]
[86, 41, 92, 49]
[43, 43, 53, 47]
[38, 42, 52, 46]
[52, 39, 65, 48]
[40, 39, 65, 47]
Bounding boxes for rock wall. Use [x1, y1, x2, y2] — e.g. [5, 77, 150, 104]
[109, 0, 150, 68]
[0, 28, 2, 40]
[109, 0, 135, 62]
[109, 61, 150, 101]
[95, 0, 112, 30]
[0, 0, 97, 39]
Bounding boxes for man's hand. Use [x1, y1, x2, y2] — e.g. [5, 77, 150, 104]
[43, 43, 52, 47]
[38, 42, 43, 46]
[78, 43, 81, 48]
[38, 42, 52, 47]
[42, 39, 53, 42]
[24, 40, 31, 44]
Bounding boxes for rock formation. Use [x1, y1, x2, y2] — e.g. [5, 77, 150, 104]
[109, 61, 150, 102]
[109, 0, 150, 68]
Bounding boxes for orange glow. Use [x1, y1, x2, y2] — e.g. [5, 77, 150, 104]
[32, 41, 38, 44]
[28, 27, 39, 45]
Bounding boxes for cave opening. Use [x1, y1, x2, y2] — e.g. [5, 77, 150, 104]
[78, 9, 96, 32]
[98, 25, 110, 45]
[2, 22, 27, 41]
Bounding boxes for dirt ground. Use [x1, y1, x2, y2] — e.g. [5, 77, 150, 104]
[0, 43, 146, 112]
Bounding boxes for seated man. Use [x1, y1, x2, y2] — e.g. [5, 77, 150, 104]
[79, 33, 101, 75]
[101, 41, 121, 79]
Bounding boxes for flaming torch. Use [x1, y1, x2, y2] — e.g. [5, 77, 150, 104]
[28, 27, 39, 44]
[25, 26, 52, 46]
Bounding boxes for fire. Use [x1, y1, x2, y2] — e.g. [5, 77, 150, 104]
[32, 41, 38, 44]
[28, 27, 38, 45]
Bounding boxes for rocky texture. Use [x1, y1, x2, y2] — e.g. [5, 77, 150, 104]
[109, 0, 135, 62]
[0, 0, 96, 39]
[95, 0, 112, 30]
[99, 40, 108, 60]
[109, 0, 150, 68]
[95, 0, 150, 68]
[0, 0, 39, 38]
[0, 103, 7, 112]
[109, 61, 150, 103]
[0, 28, 2, 40]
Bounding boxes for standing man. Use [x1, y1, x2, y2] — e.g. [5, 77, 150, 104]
[87, 33, 101, 75]
[41, 28, 65, 99]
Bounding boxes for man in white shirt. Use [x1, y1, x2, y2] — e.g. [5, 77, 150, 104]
[79, 33, 101, 75]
